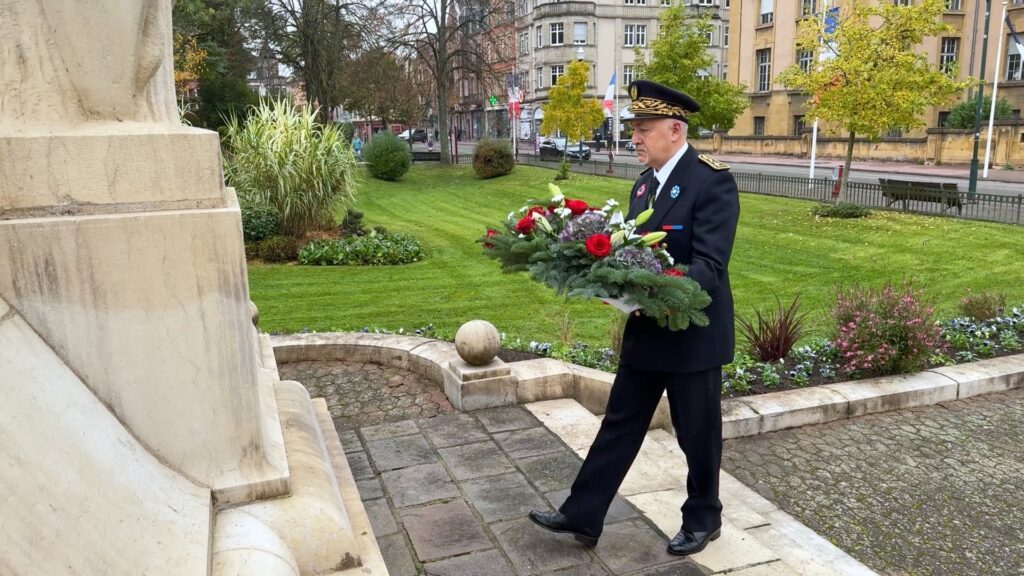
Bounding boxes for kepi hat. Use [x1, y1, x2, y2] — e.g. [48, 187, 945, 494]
[622, 80, 700, 123]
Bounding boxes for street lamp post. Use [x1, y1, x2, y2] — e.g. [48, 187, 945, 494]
[576, 46, 585, 164]
[968, 0, 993, 200]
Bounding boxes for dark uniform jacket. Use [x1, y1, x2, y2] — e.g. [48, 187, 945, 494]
[619, 145, 740, 373]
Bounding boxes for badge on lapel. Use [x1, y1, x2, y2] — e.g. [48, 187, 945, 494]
[637, 183, 647, 198]
[670, 185, 681, 199]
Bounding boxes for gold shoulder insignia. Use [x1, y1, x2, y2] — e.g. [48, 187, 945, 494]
[698, 154, 729, 171]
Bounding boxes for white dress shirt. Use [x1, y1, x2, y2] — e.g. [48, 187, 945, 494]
[653, 142, 689, 200]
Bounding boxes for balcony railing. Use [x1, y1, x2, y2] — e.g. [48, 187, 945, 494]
[534, 1, 596, 19]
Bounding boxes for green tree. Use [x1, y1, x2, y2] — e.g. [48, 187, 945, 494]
[944, 96, 1014, 129]
[340, 49, 425, 127]
[634, 4, 747, 137]
[778, 0, 971, 201]
[541, 61, 605, 163]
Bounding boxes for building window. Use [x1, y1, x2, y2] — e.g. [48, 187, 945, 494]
[759, 0, 774, 25]
[801, 0, 816, 16]
[704, 31, 713, 46]
[551, 64, 565, 86]
[696, 0, 714, 5]
[625, 0, 648, 5]
[945, 0, 962, 10]
[550, 23, 564, 46]
[756, 48, 772, 92]
[660, 0, 671, 5]
[793, 115, 806, 136]
[885, 128, 903, 138]
[623, 64, 635, 88]
[537, 66, 544, 89]
[573, 22, 587, 45]
[1008, 53, 1023, 81]
[624, 24, 647, 47]
[724, 25, 729, 47]
[754, 116, 765, 136]
[519, 32, 529, 55]
[797, 49, 814, 73]
[938, 111, 951, 127]
[722, 64, 728, 80]
[536, 25, 543, 48]
[894, 0, 911, 6]
[940, 37, 959, 75]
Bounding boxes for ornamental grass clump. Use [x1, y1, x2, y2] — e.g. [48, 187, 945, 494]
[830, 281, 943, 377]
[473, 138, 515, 179]
[363, 133, 411, 181]
[737, 295, 808, 362]
[958, 289, 1005, 320]
[224, 99, 358, 237]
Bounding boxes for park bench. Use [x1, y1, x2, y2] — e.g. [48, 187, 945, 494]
[411, 151, 441, 163]
[878, 178, 963, 214]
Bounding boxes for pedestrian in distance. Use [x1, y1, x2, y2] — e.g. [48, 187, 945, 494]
[352, 134, 363, 160]
[528, 79, 740, 556]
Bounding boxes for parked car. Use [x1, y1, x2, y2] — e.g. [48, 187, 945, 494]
[539, 138, 591, 160]
[624, 141, 637, 152]
[397, 129, 428, 143]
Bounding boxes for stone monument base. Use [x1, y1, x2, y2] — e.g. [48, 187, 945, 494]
[442, 358, 518, 410]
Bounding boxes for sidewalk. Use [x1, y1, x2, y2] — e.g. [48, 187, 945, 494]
[715, 152, 1024, 184]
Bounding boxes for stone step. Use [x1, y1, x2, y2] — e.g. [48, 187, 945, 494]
[526, 399, 877, 576]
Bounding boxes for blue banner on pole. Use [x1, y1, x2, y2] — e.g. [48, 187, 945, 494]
[824, 6, 840, 35]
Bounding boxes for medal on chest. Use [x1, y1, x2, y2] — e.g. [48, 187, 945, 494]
[670, 185, 681, 199]
[636, 183, 647, 198]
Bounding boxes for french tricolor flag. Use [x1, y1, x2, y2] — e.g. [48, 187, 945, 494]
[602, 72, 616, 115]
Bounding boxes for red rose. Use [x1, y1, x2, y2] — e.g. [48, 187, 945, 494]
[527, 206, 547, 216]
[486, 229, 499, 237]
[515, 215, 536, 234]
[663, 268, 684, 277]
[565, 199, 589, 216]
[585, 234, 612, 258]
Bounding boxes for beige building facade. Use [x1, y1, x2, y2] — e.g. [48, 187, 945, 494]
[727, 0, 1024, 139]
[514, 0, 732, 141]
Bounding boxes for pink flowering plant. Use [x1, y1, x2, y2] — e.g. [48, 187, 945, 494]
[481, 183, 711, 331]
[830, 281, 945, 377]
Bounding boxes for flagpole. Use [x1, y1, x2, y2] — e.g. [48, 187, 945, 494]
[983, 2, 1007, 179]
[810, 0, 831, 183]
[614, 96, 619, 156]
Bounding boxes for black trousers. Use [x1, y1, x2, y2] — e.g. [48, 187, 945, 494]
[559, 364, 723, 534]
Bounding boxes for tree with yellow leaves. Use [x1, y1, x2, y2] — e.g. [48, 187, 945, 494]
[173, 33, 208, 103]
[541, 60, 605, 164]
[778, 0, 970, 201]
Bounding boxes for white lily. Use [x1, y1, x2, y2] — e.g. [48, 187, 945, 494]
[554, 207, 572, 218]
[533, 212, 554, 233]
[609, 211, 625, 226]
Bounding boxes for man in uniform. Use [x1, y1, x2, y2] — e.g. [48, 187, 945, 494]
[529, 80, 740, 556]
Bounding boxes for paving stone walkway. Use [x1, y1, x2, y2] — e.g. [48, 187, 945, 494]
[340, 406, 703, 576]
[280, 360, 454, 430]
[722, 387, 1024, 576]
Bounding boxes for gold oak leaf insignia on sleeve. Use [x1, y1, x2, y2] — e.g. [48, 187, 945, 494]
[698, 154, 729, 171]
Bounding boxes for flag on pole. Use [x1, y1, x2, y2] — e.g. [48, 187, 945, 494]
[1008, 15, 1024, 59]
[602, 72, 616, 116]
[506, 74, 521, 118]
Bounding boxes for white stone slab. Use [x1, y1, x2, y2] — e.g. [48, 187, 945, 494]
[511, 358, 574, 403]
[739, 387, 849, 434]
[751, 510, 878, 576]
[628, 490, 778, 573]
[408, 339, 461, 383]
[526, 399, 602, 453]
[723, 398, 761, 439]
[825, 372, 958, 418]
[930, 353, 1024, 399]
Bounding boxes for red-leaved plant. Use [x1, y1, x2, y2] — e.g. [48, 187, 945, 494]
[831, 281, 944, 377]
[737, 294, 807, 362]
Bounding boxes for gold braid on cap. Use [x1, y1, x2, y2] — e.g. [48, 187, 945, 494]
[629, 97, 691, 119]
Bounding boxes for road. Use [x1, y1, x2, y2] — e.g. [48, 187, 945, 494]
[411, 140, 1022, 198]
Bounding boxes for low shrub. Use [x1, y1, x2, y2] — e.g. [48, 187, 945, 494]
[240, 197, 281, 243]
[363, 133, 411, 181]
[472, 138, 515, 179]
[737, 295, 807, 362]
[299, 231, 424, 265]
[831, 281, 943, 377]
[811, 202, 870, 219]
[958, 289, 1005, 320]
[340, 208, 367, 237]
[554, 159, 571, 181]
[250, 235, 304, 263]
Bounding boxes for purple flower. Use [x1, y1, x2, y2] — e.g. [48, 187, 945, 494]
[558, 211, 609, 242]
[614, 247, 663, 274]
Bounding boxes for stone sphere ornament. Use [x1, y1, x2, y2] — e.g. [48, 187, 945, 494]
[455, 320, 501, 366]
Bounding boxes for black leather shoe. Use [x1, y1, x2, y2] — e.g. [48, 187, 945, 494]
[528, 510, 599, 548]
[666, 527, 721, 556]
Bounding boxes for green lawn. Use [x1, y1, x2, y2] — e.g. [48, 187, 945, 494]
[247, 164, 1024, 346]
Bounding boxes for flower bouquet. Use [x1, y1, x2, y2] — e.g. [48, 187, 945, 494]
[480, 183, 711, 331]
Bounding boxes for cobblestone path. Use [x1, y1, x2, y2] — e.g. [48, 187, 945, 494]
[722, 388, 1024, 576]
[279, 360, 454, 430]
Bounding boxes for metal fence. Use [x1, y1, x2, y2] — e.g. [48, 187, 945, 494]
[408, 151, 1024, 225]
[517, 154, 1024, 226]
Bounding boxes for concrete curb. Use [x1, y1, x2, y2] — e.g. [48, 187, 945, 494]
[270, 333, 1024, 439]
